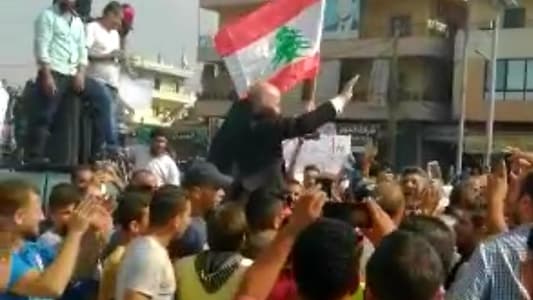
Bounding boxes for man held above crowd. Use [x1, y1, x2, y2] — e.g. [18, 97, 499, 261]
[208, 75, 359, 193]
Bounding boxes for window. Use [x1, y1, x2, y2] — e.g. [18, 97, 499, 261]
[506, 60, 525, 90]
[154, 78, 161, 90]
[503, 7, 526, 28]
[484, 58, 533, 101]
[390, 15, 412, 37]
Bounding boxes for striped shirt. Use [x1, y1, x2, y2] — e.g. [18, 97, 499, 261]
[447, 225, 532, 300]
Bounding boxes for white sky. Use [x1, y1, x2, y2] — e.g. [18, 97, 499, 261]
[0, 0, 219, 85]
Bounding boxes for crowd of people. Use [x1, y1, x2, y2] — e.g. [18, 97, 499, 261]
[1, 70, 533, 300]
[3, 130, 533, 300]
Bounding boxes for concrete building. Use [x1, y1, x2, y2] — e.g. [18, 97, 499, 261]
[129, 56, 197, 127]
[197, 0, 467, 168]
[454, 1, 533, 156]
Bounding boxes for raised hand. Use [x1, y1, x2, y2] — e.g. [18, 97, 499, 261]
[339, 74, 360, 100]
[287, 186, 326, 234]
[487, 159, 508, 205]
[361, 200, 396, 246]
[67, 199, 99, 235]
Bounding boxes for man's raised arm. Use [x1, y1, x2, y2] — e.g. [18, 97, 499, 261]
[279, 75, 359, 140]
[8, 200, 98, 298]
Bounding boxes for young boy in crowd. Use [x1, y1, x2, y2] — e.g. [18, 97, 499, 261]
[174, 202, 251, 300]
[0, 179, 100, 300]
[115, 185, 191, 300]
[38, 184, 82, 250]
[243, 189, 285, 259]
[98, 191, 150, 300]
[168, 161, 231, 258]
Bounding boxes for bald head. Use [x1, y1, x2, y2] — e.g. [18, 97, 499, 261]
[249, 82, 282, 115]
[375, 181, 405, 224]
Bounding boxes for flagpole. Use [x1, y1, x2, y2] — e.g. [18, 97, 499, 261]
[301, 78, 318, 111]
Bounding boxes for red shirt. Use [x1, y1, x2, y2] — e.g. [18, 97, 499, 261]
[267, 267, 298, 300]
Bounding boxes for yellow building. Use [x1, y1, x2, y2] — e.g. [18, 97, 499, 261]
[196, 0, 466, 168]
[129, 56, 197, 127]
[453, 1, 533, 153]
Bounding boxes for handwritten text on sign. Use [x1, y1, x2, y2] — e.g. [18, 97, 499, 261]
[283, 135, 352, 175]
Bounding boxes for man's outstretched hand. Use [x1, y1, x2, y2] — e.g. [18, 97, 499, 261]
[340, 74, 360, 100]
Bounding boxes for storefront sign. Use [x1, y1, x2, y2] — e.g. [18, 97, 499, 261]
[336, 123, 381, 151]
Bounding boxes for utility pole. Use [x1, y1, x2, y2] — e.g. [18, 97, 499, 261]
[387, 24, 400, 169]
[456, 6, 470, 177]
[485, 15, 501, 167]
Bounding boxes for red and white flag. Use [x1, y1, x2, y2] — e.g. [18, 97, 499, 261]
[214, 0, 326, 96]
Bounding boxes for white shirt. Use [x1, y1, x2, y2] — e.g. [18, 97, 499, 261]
[86, 21, 121, 88]
[146, 155, 181, 187]
[133, 145, 181, 186]
[0, 83, 8, 131]
[115, 236, 176, 300]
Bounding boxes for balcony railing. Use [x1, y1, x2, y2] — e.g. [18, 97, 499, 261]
[200, 0, 264, 9]
[199, 21, 453, 62]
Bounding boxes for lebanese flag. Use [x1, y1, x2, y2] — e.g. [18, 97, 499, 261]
[214, 0, 325, 96]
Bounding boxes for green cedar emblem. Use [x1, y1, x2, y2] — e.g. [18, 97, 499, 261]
[271, 26, 311, 69]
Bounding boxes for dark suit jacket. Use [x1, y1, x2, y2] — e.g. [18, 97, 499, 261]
[208, 100, 337, 191]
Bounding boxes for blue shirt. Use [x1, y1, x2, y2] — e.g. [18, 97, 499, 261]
[34, 5, 88, 76]
[1, 242, 56, 300]
[447, 225, 531, 300]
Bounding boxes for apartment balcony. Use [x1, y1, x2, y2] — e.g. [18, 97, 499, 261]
[195, 90, 450, 121]
[322, 36, 450, 59]
[198, 34, 451, 62]
[200, 0, 264, 10]
[153, 90, 197, 107]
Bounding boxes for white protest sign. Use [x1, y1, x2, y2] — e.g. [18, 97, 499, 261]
[283, 135, 352, 176]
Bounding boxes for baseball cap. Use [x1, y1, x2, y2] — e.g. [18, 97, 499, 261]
[182, 161, 233, 189]
[122, 4, 135, 27]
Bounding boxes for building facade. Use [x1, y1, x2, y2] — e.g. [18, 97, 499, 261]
[454, 1, 533, 157]
[129, 56, 197, 127]
[197, 0, 467, 168]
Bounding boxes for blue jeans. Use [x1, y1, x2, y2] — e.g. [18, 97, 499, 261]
[27, 71, 118, 159]
[85, 79, 119, 152]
